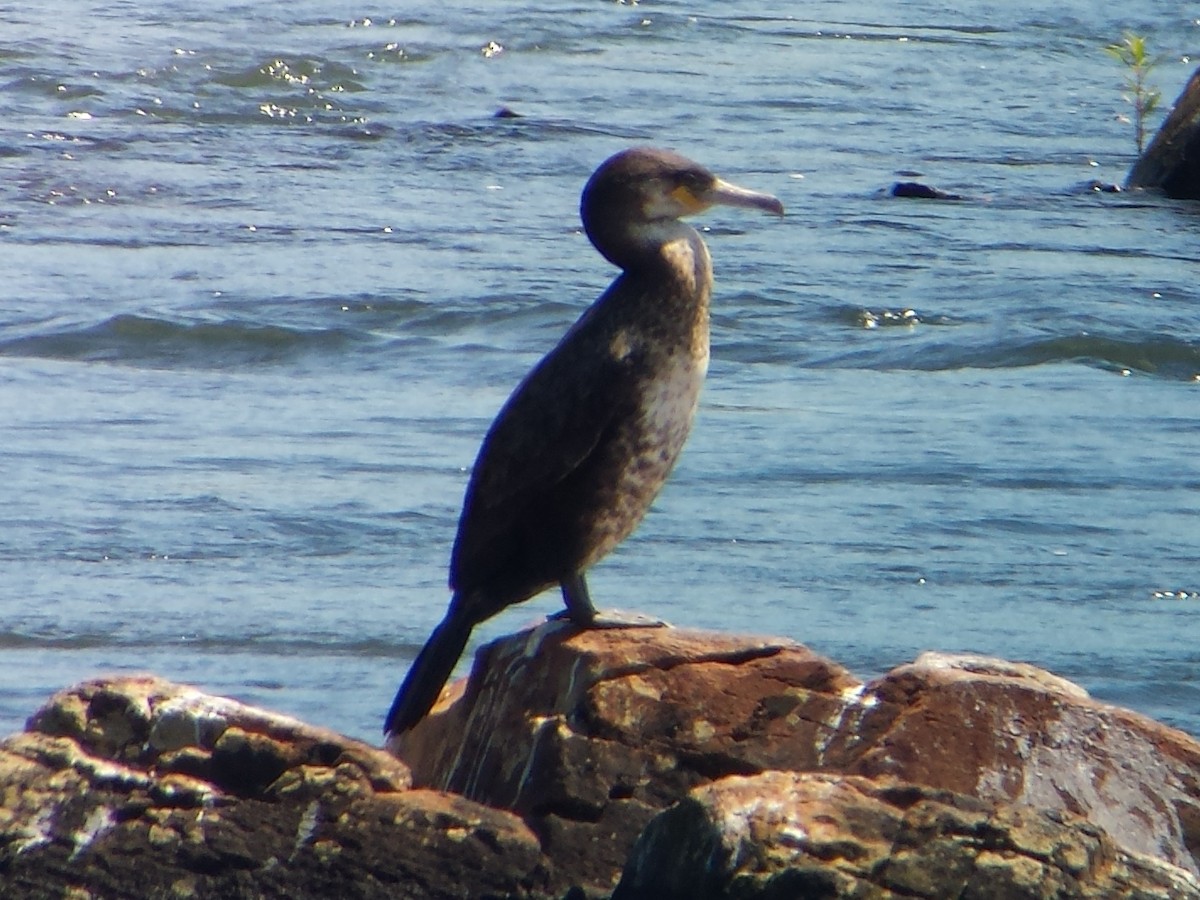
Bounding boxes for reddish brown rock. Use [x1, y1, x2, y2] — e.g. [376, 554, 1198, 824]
[0, 675, 563, 900]
[828, 652, 1200, 877]
[611, 771, 1200, 900]
[393, 625, 1200, 892]
[391, 620, 864, 890]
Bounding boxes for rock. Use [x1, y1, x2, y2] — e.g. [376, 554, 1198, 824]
[857, 307, 920, 329]
[611, 771, 1200, 900]
[827, 652, 1200, 877]
[9, 630, 1200, 899]
[0, 675, 563, 900]
[391, 621, 861, 892]
[888, 181, 965, 200]
[1076, 179, 1122, 194]
[393, 625, 1200, 892]
[1126, 65, 1200, 199]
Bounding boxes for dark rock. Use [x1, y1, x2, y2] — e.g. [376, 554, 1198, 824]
[0, 675, 564, 899]
[1126, 65, 1200, 199]
[888, 181, 964, 200]
[1077, 179, 1122, 193]
[857, 307, 919, 329]
[612, 771, 1200, 899]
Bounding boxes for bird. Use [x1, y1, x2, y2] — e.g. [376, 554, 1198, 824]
[384, 146, 783, 737]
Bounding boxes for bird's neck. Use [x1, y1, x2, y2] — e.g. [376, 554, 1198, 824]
[644, 226, 713, 350]
[594, 217, 705, 274]
[606, 224, 712, 364]
[610, 218, 711, 296]
[655, 228, 712, 306]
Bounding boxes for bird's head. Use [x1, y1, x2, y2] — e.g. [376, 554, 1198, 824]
[581, 146, 783, 269]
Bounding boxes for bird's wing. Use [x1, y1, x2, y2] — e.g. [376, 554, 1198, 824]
[463, 301, 643, 514]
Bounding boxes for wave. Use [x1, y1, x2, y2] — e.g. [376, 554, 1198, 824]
[974, 333, 1200, 379]
[0, 294, 596, 371]
[815, 331, 1200, 380]
[0, 630, 408, 658]
[802, 307, 1200, 380]
[210, 56, 367, 93]
[0, 313, 364, 368]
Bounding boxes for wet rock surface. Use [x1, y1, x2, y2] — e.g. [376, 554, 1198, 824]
[888, 180, 965, 200]
[831, 652, 1200, 877]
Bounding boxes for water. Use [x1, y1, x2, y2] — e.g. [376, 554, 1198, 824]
[2, 0, 1199, 743]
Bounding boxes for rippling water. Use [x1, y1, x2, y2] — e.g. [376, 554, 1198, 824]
[3, 0, 1199, 742]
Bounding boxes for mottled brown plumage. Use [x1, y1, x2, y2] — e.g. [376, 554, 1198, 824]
[385, 147, 782, 736]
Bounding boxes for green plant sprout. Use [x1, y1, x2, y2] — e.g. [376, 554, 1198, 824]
[1105, 32, 1163, 155]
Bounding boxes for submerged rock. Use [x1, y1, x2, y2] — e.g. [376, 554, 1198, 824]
[857, 307, 920, 328]
[1126, 65, 1200, 199]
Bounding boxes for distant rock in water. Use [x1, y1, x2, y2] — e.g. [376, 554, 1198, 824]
[493, 105, 522, 118]
[858, 307, 919, 329]
[1126, 65, 1200, 199]
[1077, 179, 1122, 194]
[888, 181, 964, 200]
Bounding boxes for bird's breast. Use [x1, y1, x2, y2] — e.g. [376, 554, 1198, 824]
[576, 349, 706, 570]
[636, 350, 708, 455]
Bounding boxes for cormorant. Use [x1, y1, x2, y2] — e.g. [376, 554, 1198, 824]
[385, 147, 783, 737]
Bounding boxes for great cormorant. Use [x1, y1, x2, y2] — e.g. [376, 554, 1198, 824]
[385, 147, 783, 737]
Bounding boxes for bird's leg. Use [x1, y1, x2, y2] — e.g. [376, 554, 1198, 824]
[552, 571, 670, 631]
[561, 571, 597, 626]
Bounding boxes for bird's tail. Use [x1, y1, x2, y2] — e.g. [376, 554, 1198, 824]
[384, 610, 474, 736]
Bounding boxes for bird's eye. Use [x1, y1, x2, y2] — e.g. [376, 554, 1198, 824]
[678, 171, 709, 194]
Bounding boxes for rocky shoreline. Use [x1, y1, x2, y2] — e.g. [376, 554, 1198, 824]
[3, 620, 1200, 898]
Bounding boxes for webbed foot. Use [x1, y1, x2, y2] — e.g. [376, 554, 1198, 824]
[548, 607, 669, 629]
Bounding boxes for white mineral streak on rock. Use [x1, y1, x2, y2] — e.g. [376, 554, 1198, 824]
[12, 805, 56, 855]
[70, 807, 116, 861]
[290, 799, 321, 862]
[814, 683, 871, 766]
